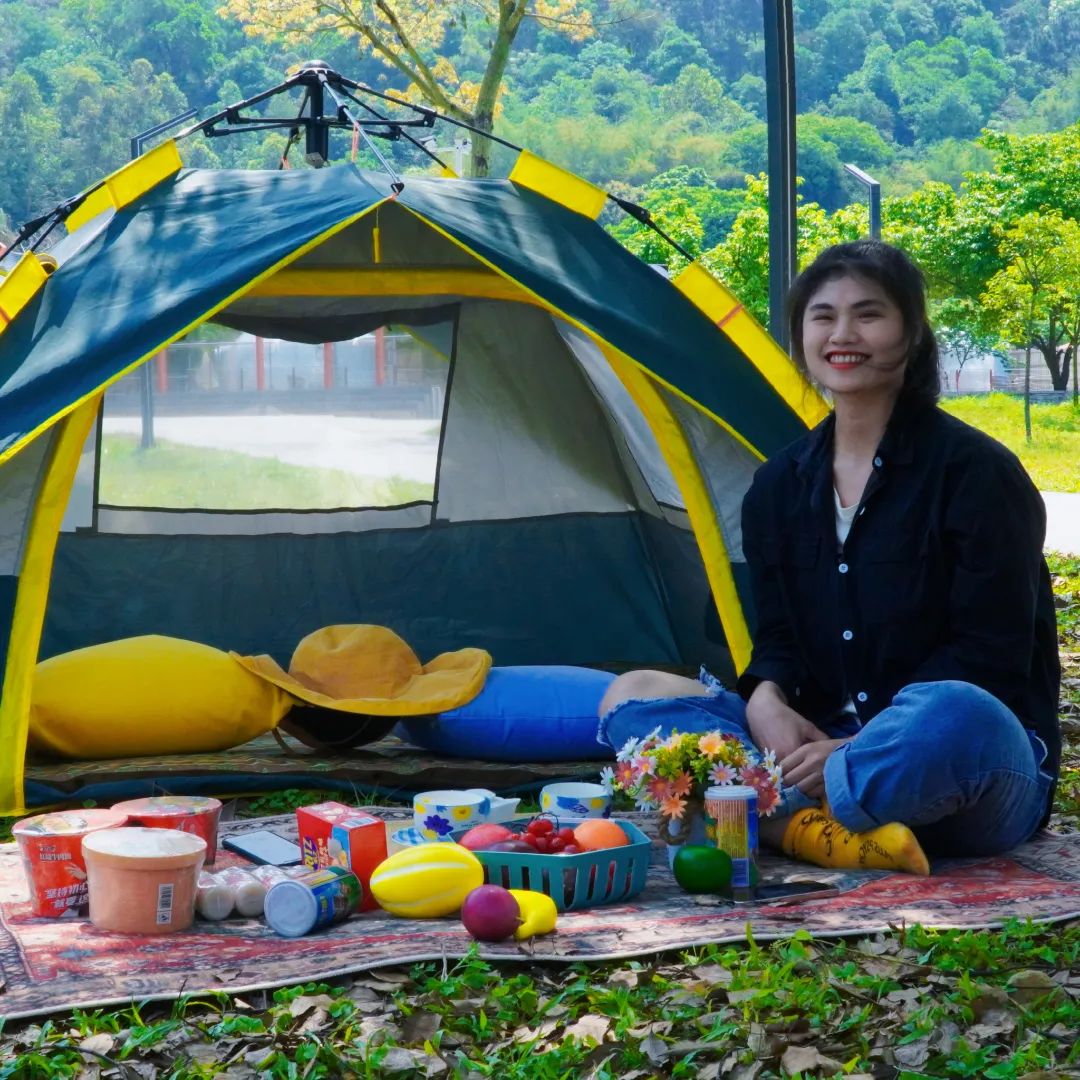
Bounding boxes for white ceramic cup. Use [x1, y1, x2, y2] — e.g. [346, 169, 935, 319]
[539, 782, 612, 820]
[413, 788, 518, 839]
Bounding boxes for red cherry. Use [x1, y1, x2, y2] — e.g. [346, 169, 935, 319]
[527, 818, 555, 836]
[521, 833, 540, 849]
[549, 836, 565, 852]
[560, 844, 582, 855]
[557, 827, 576, 843]
[533, 835, 551, 853]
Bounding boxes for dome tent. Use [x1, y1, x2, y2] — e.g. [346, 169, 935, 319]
[0, 137, 826, 815]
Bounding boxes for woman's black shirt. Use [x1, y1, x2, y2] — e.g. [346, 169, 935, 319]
[735, 397, 1061, 792]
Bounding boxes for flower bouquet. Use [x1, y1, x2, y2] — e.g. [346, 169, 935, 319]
[603, 728, 784, 845]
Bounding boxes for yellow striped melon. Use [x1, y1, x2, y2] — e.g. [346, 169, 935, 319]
[369, 843, 484, 918]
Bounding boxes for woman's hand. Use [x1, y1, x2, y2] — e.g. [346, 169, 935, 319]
[745, 681, 830, 763]
[779, 738, 852, 799]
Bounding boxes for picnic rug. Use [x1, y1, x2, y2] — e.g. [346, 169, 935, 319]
[2, 810, 1079, 1021]
[23, 733, 603, 807]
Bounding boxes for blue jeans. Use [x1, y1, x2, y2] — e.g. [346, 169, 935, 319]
[598, 677, 1053, 857]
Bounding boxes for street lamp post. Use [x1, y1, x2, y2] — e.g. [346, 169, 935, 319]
[131, 108, 198, 449]
[763, 0, 797, 350]
[843, 163, 882, 239]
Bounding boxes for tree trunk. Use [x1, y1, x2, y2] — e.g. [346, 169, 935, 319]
[469, 1, 526, 177]
[1041, 341, 1069, 391]
[1024, 344, 1032, 444]
[1072, 345, 1077, 408]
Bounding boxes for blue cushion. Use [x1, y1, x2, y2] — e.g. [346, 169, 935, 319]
[397, 666, 616, 762]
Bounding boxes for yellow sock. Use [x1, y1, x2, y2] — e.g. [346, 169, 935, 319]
[781, 805, 930, 876]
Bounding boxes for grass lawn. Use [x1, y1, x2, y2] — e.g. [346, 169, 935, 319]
[941, 394, 1080, 492]
[99, 434, 433, 510]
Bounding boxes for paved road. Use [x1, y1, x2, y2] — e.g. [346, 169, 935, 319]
[1042, 492, 1080, 555]
[104, 414, 1080, 554]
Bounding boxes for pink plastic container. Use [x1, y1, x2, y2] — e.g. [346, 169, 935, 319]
[110, 796, 222, 863]
[13, 809, 129, 917]
[82, 827, 206, 934]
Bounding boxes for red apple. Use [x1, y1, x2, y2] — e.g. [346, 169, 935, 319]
[461, 885, 521, 942]
[459, 823, 515, 851]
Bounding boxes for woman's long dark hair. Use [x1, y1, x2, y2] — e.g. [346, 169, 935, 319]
[787, 240, 941, 406]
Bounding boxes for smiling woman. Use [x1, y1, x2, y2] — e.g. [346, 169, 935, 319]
[599, 239, 1062, 878]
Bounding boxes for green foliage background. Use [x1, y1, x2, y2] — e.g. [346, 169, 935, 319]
[1, 0, 1076, 233]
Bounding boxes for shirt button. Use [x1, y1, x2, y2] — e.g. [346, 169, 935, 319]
[842, 629, 853, 641]
[838, 562, 849, 574]
[856, 691, 868, 703]
[873, 456, 883, 467]
[795, 687, 802, 697]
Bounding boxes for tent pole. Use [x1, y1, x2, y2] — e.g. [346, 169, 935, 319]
[763, 0, 798, 350]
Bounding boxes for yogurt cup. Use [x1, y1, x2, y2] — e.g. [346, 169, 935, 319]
[82, 827, 206, 934]
[13, 809, 129, 917]
[110, 796, 222, 863]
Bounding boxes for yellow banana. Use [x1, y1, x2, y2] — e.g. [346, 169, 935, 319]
[508, 888, 557, 940]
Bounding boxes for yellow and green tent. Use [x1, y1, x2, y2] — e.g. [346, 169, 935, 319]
[0, 142, 826, 814]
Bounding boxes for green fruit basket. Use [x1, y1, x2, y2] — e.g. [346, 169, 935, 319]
[457, 818, 651, 912]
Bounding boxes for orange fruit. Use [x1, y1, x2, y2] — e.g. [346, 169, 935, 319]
[573, 819, 630, 852]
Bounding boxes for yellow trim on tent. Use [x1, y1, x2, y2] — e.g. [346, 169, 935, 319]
[396, 204, 768, 465]
[66, 140, 184, 234]
[249, 266, 541, 305]
[600, 349, 753, 673]
[0, 253, 50, 333]
[508, 150, 607, 221]
[392, 203, 763, 664]
[0, 396, 101, 815]
[0, 201, 390, 472]
[674, 262, 830, 428]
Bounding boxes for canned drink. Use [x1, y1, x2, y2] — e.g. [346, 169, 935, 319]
[263, 865, 362, 937]
[704, 785, 758, 901]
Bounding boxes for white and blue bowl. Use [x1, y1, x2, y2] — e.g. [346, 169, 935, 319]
[539, 782, 611, 819]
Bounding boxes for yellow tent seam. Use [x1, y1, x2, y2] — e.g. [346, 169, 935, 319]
[396, 205, 769, 463]
[0, 254, 51, 336]
[249, 267, 543, 304]
[394, 204, 760, 653]
[0, 201, 390, 470]
[67, 140, 184, 234]
[674, 261, 830, 428]
[508, 150, 607, 220]
[599, 349, 753, 673]
[0, 397, 101, 814]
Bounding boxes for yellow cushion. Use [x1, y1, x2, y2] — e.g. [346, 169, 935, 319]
[29, 635, 294, 759]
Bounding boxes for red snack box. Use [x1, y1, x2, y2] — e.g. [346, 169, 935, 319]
[296, 802, 387, 912]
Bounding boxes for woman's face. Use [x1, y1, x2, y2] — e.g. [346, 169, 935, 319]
[801, 274, 909, 405]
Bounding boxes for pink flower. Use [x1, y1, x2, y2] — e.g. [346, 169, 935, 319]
[709, 762, 736, 785]
[633, 753, 656, 775]
[614, 760, 636, 788]
[754, 784, 781, 816]
[738, 764, 771, 789]
[647, 775, 673, 802]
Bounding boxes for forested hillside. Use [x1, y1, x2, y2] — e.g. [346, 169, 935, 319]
[0, 0, 1075, 233]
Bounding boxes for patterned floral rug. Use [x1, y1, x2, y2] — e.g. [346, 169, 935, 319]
[1, 811, 1078, 1021]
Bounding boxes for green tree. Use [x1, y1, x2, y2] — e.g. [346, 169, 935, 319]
[702, 174, 865, 327]
[982, 213, 1080, 435]
[218, 0, 595, 177]
[0, 72, 61, 226]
